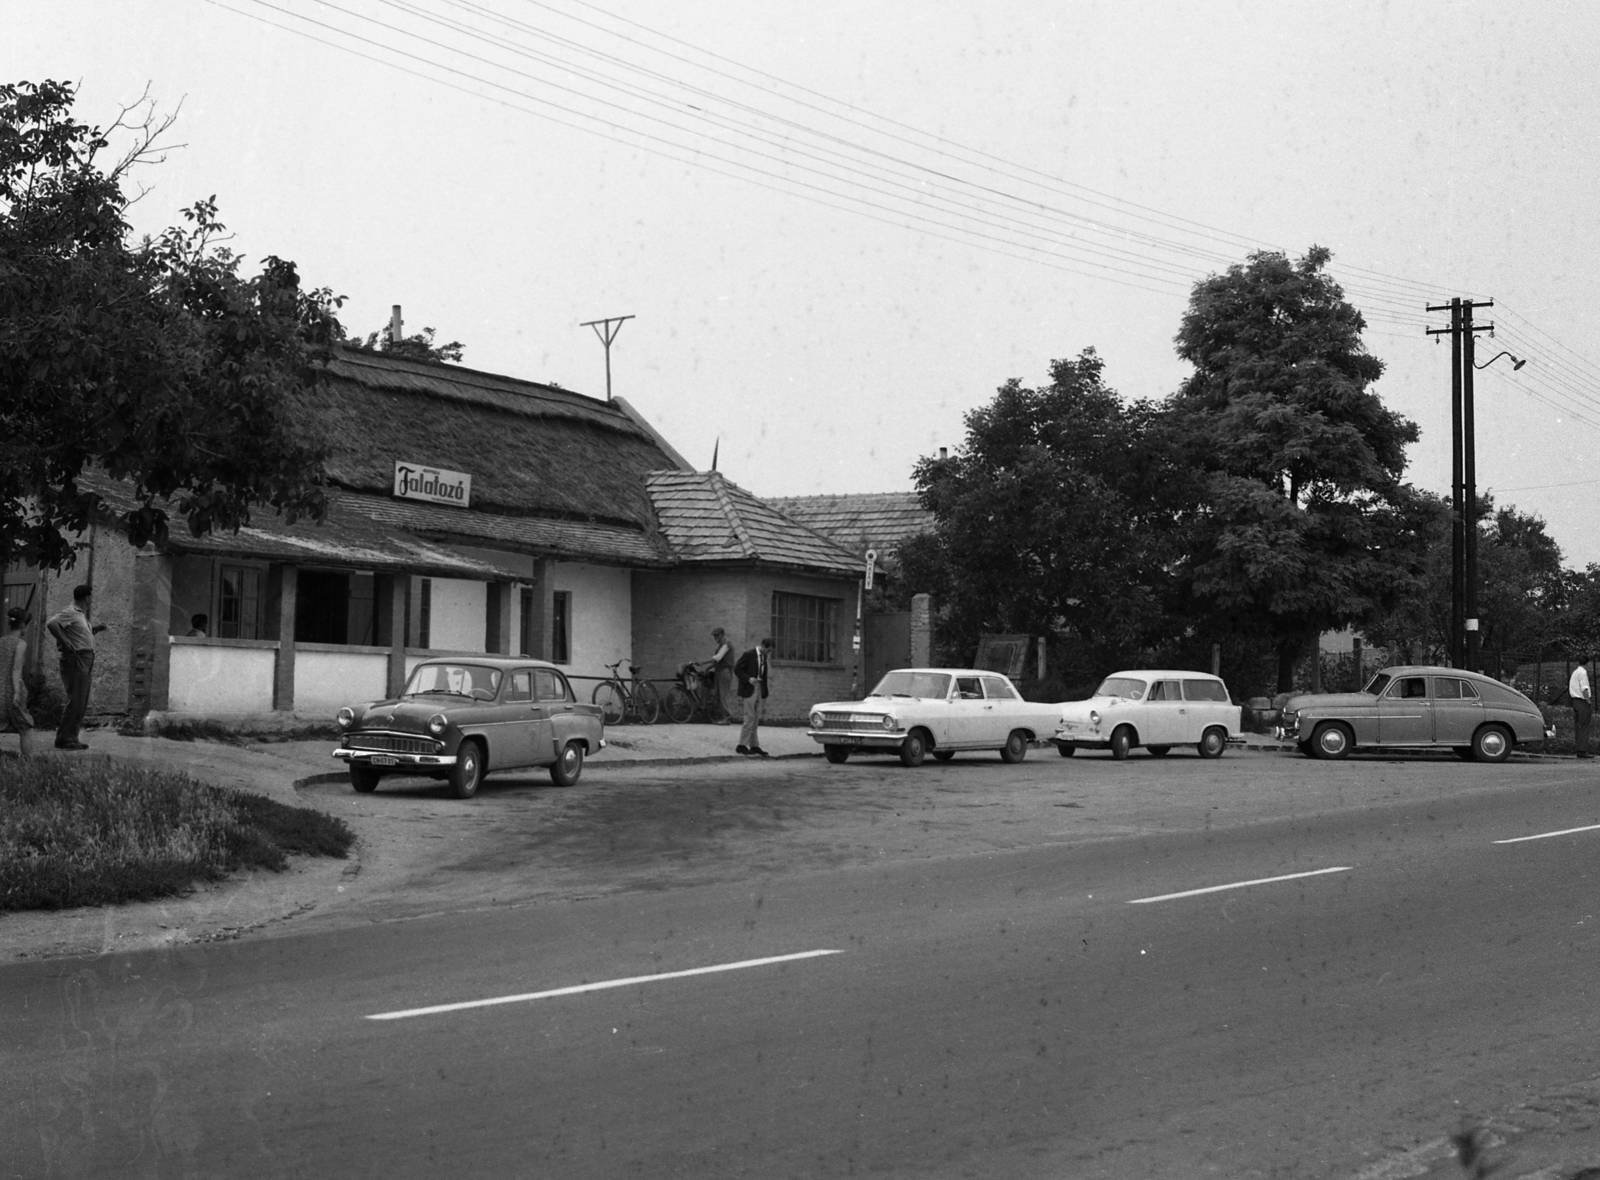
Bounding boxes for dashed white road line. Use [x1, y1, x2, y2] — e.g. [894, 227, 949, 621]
[1494, 822, 1600, 845]
[1128, 866, 1354, 905]
[366, 949, 845, 1021]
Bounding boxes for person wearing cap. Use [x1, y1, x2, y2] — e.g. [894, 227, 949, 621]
[698, 627, 736, 722]
[45, 583, 106, 751]
[1, 605, 39, 755]
[1571, 658, 1593, 759]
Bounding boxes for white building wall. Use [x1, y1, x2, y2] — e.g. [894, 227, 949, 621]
[168, 641, 276, 713]
[429, 578, 487, 653]
[296, 646, 390, 717]
[556, 562, 631, 683]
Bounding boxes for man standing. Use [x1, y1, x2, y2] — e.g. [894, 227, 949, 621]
[46, 583, 105, 750]
[698, 626, 736, 722]
[1572, 658, 1593, 759]
[734, 636, 774, 757]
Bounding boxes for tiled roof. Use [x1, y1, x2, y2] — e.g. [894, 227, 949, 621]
[765, 492, 933, 556]
[647, 472, 860, 575]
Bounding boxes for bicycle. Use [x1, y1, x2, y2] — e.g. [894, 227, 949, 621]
[592, 660, 661, 725]
[663, 662, 731, 725]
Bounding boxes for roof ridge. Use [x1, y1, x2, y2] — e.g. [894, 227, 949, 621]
[708, 472, 758, 557]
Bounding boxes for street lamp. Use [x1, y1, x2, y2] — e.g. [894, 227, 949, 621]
[1462, 343, 1529, 672]
[1474, 351, 1527, 371]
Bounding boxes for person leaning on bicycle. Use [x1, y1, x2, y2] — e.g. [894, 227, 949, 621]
[695, 627, 736, 724]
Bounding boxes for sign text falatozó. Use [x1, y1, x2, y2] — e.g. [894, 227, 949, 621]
[393, 462, 472, 507]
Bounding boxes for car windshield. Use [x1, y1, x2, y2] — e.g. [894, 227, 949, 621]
[1363, 673, 1391, 697]
[403, 663, 503, 700]
[868, 671, 953, 699]
[1094, 677, 1146, 700]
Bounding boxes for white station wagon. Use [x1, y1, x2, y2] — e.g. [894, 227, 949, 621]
[808, 668, 1064, 767]
[1053, 670, 1241, 759]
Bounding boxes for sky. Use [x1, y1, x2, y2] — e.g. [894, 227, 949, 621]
[15, 1, 1600, 564]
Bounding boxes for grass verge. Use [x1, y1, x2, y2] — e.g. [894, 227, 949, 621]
[0, 754, 354, 912]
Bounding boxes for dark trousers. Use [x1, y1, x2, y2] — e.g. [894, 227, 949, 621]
[56, 650, 94, 745]
[1576, 699, 1594, 756]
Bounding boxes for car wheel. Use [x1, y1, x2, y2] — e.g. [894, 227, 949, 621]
[1109, 726, 1134, 760]
[932, 749, 955, 762]
[1471, 723, 1513, 764]
[1146, 745, 1171, 758]
[663, 685, 694, 724]
[450, 739, 485, 798]
[1197, 728, 1227, 760]
[899, 730, 928, 768]
[1056, 741, 1076, 758]
[549, 740, 584, 786]
[350, 766, 381, 793]
[1311, 722, 1352, 760]
[1000, 731, 1029, 763]
[824, 744, 851, 764]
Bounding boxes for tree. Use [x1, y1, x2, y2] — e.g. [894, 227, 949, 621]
[0, 80, 342, 571]
[1166, 246, 1421, 691]
[909, 348, 1181, 674]
[354, 322, 464, 363]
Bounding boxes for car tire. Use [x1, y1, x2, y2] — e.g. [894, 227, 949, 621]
[549, 740, 584, 786]
[663, 685, 694, 724]
[1056, 741, 1076, 758]
[1296, 740, 1315, 758]
[1197, 728, 1227, 760]
[1109, 726, 1134, 760]
[1471, 723, 1513, 764]
[1311, 722, 1353, 760]
[450, 739, 485, 799]
[932, 749, 955, 762]
[350, 766, 381, 793]
[824, 744, 851, 764]
[1146, 745, 1171, 758]
[1000, 731, 1029, 763]
[899, 730, 928, 768]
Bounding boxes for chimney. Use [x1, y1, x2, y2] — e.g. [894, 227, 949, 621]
[938, 447, 948, 460]
[389, 305, 403, 346]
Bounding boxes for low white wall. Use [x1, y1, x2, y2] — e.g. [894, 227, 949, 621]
[168, 641, 276, 714]
[296, 646, 390, 717]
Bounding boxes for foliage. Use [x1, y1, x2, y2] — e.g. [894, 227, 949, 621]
[908, 349, 1182, 673]
[354, 322, 464, 363]
[0, 754, 352, 911]
[0, 79, 343, 571]
[1166, 246, 1421, 690]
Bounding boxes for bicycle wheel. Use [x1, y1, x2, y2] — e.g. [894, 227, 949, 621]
[663, 685, 695, 724]
[634, 680, 662, 725]
[704, 688, 729, 725]
[592, 680, 625, 726]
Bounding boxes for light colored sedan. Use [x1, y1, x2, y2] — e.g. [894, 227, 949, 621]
[1053, 670, 1241, 759]
[807, 668, 1064, 767]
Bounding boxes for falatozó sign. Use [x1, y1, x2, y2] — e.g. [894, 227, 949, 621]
[393, 461, 472, 507]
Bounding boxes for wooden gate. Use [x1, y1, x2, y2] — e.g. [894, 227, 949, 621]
[864, 611, 912, 691]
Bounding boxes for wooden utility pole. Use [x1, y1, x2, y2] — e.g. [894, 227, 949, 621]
[580, 314, 634, 402]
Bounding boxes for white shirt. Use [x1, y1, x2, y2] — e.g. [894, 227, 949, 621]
[1571, 665, 1592, 704]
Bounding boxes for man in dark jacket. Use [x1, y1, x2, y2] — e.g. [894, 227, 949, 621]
[733, 637, 774, 756]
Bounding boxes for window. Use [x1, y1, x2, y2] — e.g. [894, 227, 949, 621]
[218, 565, 261, 639]
[1435, 677, 1461, 700]
[552, 591, 570, 664]
[981, 676, 1018, 700]
[1149, 680, 1182, 702]
[954, 676, 983, 699]
[508, 671, 533, 703]
[535, 669, 568, 702]
[1183, 679, 1229, 702]
[772, 592, 839, 664]
[419, 578, 431, 649]
[1387, 677, 1428, 700]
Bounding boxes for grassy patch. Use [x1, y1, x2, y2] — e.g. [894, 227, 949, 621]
[0, 755, 354, 912]
[128, 716, 342, 743]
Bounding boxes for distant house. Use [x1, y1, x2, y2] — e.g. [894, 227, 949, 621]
[765, 492, 933, 577]
[8, 348, 861, 723]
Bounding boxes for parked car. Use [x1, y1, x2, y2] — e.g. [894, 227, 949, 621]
[1053, 670, 1241, 759]
[1276, 666, 1552, 762]
[332, 656, 606, 797]
[807, 668, 1063, 766]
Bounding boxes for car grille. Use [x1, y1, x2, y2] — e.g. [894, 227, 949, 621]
[347, 733, 439, 755]
[817, 711, 892, 732]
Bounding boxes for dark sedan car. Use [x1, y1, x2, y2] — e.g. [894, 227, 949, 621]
[332, 656, 606, 797]
[1277, 665, 1552, 762]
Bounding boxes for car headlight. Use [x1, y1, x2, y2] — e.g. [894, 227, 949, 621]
[880, 714, 897, 731]
[810, 710, 825, 729]
[427, 713, 448, 736]
[336, 706, 355, 730]
[1089, 709, 1100, 726]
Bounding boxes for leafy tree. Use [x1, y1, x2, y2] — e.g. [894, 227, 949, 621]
[1166, 246, 1421, 691]
[908, 348, 1181, 673]
[1, 80, 342, 571]
[354, 322, 464, 364]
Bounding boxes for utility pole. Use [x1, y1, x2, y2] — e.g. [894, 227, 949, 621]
[1425, 297, 1494, 670]
[580, 314, 635, 402]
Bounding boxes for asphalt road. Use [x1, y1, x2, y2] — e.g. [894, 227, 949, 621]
[5, 753, 1600, 1179]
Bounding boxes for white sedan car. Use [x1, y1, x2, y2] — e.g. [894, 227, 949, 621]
[808, 668, 1064, 767]
[1053, 670, 1241, 759]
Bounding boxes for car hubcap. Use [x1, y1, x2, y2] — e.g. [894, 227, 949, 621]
[1480, 731, 1506, 758]
[1321, 729, 1345, 754]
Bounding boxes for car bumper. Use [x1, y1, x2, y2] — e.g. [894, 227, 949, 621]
[333, 747, 458, 769]
[808, 729, 905, 750]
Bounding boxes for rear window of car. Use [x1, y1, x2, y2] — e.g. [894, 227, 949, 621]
[1434, 677, 1479, 701]
[981, 676, 1018, 700]
[1182, 679, 1229, 702]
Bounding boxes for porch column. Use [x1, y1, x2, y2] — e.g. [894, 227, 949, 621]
[127, 552, 173, 718]
[377, 573, 408, 696]
[521, 559, 553, 659]
[268, 563, 298, 712]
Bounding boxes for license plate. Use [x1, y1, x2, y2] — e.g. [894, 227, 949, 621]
[839, 735, 863, 745]
[368, 755, 398, 765]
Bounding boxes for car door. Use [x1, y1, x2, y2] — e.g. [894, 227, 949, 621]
[1377, 676, 1433, 744]
[1431, 676, 1484, 745]
[1181, 677, 1234, 741]
[945, 675, 989, 746]
[493, 670, 540, 767]
[537, 669, 578, 763]
[979, 675, 1025, 744]
[1142, 679, 1188, 745]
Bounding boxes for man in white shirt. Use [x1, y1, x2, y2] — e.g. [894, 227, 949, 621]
[1571, 660, 1593, 759]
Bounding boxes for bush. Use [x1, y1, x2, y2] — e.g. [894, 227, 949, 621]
[0, 754, 354, 911]
[20, 667, 64, 729]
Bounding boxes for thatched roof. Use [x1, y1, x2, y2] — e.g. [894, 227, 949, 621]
[765, 492, 932, 557]
[648, 472, 860, 576]
[303, 349, 686, 534]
